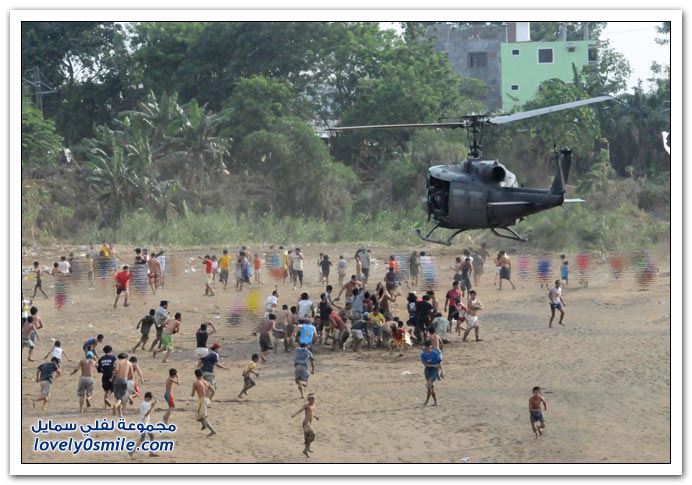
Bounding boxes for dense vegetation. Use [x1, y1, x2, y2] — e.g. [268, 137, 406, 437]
[21, 21, 671, 251]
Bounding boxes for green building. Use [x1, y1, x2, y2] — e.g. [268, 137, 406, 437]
[501, 39, 597, 110]
[428, 22, 598, 112]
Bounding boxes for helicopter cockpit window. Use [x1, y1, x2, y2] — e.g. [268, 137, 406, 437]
[428, 176, 450, 218]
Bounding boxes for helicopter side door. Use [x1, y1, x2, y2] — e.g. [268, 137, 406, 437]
[448, 182, 489, 230]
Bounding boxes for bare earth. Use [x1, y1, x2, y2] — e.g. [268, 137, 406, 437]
[20, 244, 671, 464]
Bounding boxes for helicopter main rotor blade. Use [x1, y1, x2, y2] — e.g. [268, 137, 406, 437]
[488, 96, 614, 125]
[329, 122, 468, 131]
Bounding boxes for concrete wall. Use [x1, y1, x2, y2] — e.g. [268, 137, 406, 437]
[428, 23, 504, 111]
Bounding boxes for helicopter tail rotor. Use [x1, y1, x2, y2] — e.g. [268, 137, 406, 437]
[549, 147, 572, 195]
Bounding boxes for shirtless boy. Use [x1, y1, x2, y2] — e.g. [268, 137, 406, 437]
[427, 326, 443, 353]
[529, 386, 548, 438]
[291, 394, 319, 457]
[32, 261, 48, 299]
[127, 356, 145, 404]
[21, 317, 40, 362]
[258, 314, 276, 363]
[163, 368, 179, 425]
[462, 290, 483, 342]
[147, 256, 162, 294]
[192, 368, 216, 436]
[335, 275, 362, 304]
[112, 353, 134, 417]
[70, 351, 97, 413]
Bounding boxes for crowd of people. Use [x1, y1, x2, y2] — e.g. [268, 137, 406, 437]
[23, 242, 575, 460]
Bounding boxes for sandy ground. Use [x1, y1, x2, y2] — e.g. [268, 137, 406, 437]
[19, 244, 671, 464]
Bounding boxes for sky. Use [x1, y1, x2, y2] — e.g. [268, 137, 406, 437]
[600, 21, 670, 91]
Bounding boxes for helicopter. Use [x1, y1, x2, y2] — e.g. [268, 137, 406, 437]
[330, 96, 614, 246]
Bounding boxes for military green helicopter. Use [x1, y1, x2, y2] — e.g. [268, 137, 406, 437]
[330, 96, 613, 245]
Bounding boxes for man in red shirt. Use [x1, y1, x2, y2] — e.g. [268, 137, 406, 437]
[444, 281, 462, 322]
[113, 265, 131, 309]
[198, 255, 216, 297]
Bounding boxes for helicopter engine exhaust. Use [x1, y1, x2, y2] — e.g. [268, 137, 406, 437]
[478, 164, 506, 183]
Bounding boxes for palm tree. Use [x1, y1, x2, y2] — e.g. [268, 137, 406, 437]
[165, 99, 230, 192]
[78, 126, 138, 221]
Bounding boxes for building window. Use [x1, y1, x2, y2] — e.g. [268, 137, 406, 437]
[512, 49, 520, 56]
[468, 52, 488, 68]
[538, 48, 553, 64]
[511, 85, 519, 91]
[588, 45, 598, 63]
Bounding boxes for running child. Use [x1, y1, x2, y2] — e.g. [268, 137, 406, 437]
[238, 354, 260, 399]
[560, 254, 569, 287]
[163, 368, 179, 424]
[43, 340, 72, 363]
[192, 368, 216, 436]
[33, 357, 61, 409]
[421, 341, 444, 406]
[529, 386, 548, 438]
[548, 280, 566, 328]
[291, 393, 319, 457]
[128, 392, 160, 458]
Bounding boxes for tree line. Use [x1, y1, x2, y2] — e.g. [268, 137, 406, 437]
[21, 21, 671, 243]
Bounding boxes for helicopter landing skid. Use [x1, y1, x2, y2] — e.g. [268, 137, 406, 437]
[491, 227, 528, 242]
[416, 226, 465, 246]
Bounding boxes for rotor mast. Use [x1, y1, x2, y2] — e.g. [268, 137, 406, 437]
[465, 117, 487, 159]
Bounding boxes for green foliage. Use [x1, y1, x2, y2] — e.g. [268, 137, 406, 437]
[131, 22, 208, 101]
[221, 76, 299, 152]
[21, 95, 64, 176]
[21, 21, 671, 252]
[516, 80, 602, 178]
[329, 29, 466, 167]
[72, 206, 430, 248]
[655, 22, 671, 45]
[637, 171, 670, 215]
[579, 40, 632, 95]
[22, 22, 138, 144]
[520, 202, 668, 252]
[237, 118, 357, 218]
[21, 183, 45, 246]
[527, 22, 606, 42]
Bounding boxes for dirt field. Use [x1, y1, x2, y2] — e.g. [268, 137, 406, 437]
[19, 243, 671, 464]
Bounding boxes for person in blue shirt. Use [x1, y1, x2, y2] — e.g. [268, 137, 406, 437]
[82, 334, 104, 358]
[560, 254, 569, 287]
[298, 320, 316, 348]
[198, 343, 228, 395]
[421, 341, 444, 406]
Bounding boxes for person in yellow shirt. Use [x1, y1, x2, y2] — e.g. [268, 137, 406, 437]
[237, 354, 260, 399]
[367, 308, 385, 348]
[218, 249, 233, 291]
[100, 242, 110, 258]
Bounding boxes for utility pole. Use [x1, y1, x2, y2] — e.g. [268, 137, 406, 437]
[22, 66, 57, 113]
